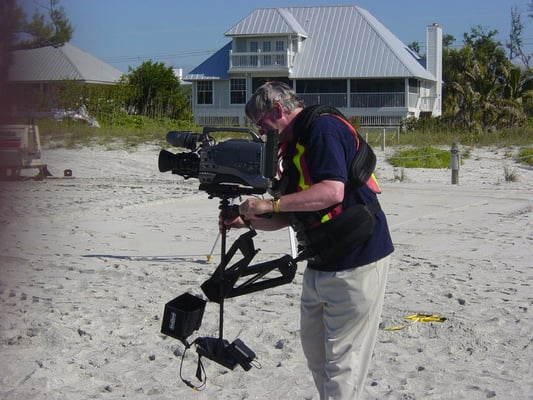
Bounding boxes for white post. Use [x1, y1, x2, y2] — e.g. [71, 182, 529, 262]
[288, 227, 298, 258]
[450, 142, 460, 185]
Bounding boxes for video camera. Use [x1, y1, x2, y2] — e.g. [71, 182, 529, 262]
[158, 127, 278, 198]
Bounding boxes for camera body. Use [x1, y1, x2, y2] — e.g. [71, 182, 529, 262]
[159, 127, 277, 197]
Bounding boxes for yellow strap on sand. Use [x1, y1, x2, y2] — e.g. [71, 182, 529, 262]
[383, 313, 447, 331]
[404, 313, 447, 323]
[383, 324, 406, 331]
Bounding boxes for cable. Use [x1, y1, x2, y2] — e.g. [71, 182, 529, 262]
[178, 339, 207, 391]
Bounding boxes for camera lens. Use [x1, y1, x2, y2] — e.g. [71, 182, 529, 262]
[166, 131, 201, 150]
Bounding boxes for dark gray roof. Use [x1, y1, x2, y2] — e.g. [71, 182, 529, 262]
[8, 43, 123, 84]
[186, 5, 436, 81]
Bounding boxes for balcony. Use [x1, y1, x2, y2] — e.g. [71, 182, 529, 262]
[298, 92, 406, 108]
[229, 50, 293, 72]
[351, 92, 405, 108]
[297, 92, 438, 112]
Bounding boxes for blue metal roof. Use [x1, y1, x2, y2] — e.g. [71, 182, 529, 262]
[185, 5, 436, 82]
[186, 42, 231, 80]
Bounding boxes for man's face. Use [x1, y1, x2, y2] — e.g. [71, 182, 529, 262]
[253, 108, 275, 133]
[253, 103, 289, 141]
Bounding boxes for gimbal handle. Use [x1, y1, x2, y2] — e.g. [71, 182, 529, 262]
[200, 225, 298, 303]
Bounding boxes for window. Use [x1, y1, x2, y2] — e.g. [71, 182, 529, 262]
[297, 79, 346, 93]
[275, 40, 284, 51]
[350, 79, 404, 93]
[263, 41, 272, 64]
[408, 78, 419, 93]
[252, 77, 291, 92]
[250, 41, 259, 66]
[197, 81, 213, 104]
[230, 78, 246, 104]
[263, 55, 272, 65]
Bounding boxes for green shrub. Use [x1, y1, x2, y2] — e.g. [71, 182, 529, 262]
[33, 113, 533, 155]
[387, 147, 451, 169]
[517, 147, 533, 166]
[36, 116, 199, 150]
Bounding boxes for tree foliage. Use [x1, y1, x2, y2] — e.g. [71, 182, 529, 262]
[441, 23, 533, 134]
[508, 6, 524, 63]
[407, 41, 421, 56]
[4, 0, 533, 132]
[123, 61, 190, 120]
[10, 0, 73, 49]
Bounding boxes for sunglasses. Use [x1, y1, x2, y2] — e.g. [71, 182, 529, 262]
[251, 111, 268, 129]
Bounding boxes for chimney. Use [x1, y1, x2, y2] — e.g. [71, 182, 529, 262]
[173, 68, 183, 82]
[426, 23, 442, 116]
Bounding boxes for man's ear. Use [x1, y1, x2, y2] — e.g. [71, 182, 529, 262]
[273, 102, 283, 119]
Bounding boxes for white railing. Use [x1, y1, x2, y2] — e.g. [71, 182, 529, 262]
[192, 92, 438, 127]
[197, 115, 240, 126]
[297, 92, 440, 112]
[419, 96, 436, 112]
[298, 92, 406, 108]
[350, 92, 405, 108]
[229, 50, 292, 70]
[298, 93, 347, 107]
[408, 93, 418, 108]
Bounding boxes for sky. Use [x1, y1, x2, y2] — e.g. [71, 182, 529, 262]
[38, 0, 533, 73]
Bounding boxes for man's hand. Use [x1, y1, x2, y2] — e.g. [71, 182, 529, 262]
[238, 198, 273, 220]
[218, 205, 246, 233]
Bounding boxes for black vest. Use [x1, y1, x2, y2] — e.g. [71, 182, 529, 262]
[273, 105, 379, 263]
[275, 105, 375, 229]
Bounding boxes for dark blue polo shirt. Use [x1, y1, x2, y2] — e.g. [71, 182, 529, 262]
[290, 114, 394, 271]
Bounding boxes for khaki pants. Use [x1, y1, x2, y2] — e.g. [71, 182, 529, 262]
[300, 256, 390, 400]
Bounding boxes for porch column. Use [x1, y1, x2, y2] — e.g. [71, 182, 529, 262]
[404, 78, 409, 108]
[347, 79, 351, 108]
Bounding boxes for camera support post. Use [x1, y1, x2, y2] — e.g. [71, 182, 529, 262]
[199, 195, 243, 371]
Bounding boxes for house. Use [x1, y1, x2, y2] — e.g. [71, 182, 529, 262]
[185, 5, 442, 127]
[7, 43, 123, 113]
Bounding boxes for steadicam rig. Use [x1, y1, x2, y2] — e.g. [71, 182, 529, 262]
[158, 127, 301, 389]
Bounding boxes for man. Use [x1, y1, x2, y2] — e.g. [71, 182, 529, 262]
[220, 81, 394, 400]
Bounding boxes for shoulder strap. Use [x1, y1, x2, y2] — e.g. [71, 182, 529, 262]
[293, 105, 377, 190]
[292, 105, 347, 142]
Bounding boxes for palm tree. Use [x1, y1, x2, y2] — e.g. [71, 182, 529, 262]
[452, 59, 501, 133]
[451, 79, 481, 133]
[500, 65, 533, 126]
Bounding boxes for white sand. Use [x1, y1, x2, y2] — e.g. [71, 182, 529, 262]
[0, 144, 531, 399]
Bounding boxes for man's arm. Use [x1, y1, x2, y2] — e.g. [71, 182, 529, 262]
[239, 180, 344, 220]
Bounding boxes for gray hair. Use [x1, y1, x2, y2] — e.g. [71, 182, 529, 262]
[245, 81, 304, 121]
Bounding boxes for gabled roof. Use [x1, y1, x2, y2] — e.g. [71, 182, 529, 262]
[186, 5, 435, 82]
[291, 6, 434, 80]
[225, 8, 307, 37]
[8, 43, 123, 84]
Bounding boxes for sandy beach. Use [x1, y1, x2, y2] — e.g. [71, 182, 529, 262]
[0, 144, 532, 399]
